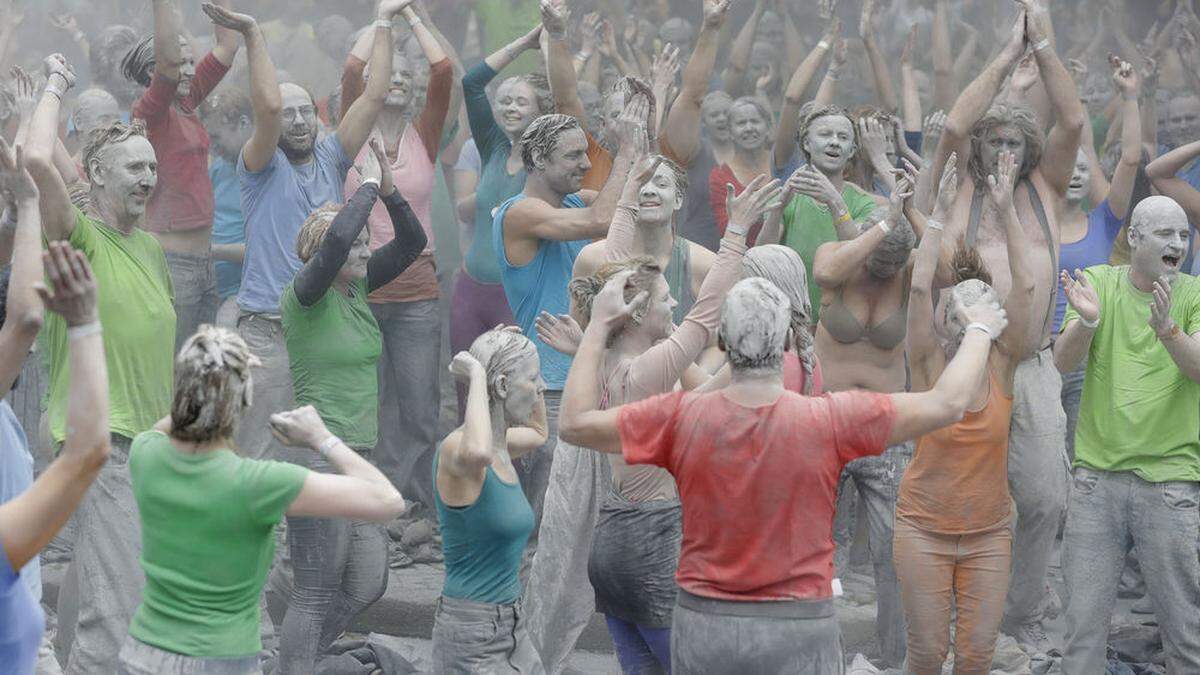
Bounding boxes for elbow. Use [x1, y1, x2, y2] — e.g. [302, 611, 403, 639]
[368, 487, 406, 522]
[942, 119, 967, 144]
[812, 268, 838, 289]
[12, 310, 43, 338]
[558, 413, 585, 447]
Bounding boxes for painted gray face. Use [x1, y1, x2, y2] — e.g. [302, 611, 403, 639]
[1130, 201, 1190, 284]
[383, 53, 416, 110]
[337, 228, 372, 284]
[1066, 148, 1090, 204]
[502, 353, 544, 425]
[177, 40, 195, 100]
[730, 103, 768, 152]
[701, 99, 731, 142]
[494, 79, 540, 139]
[539, 127, 591, 195]
[93, 136, 158, 221]
[804, 115, 855, 175]
[277, 84, 318, 161]
[980, 124, 1027, 180]
[74, 90, 122, 139]
[637, 162, 683, 224]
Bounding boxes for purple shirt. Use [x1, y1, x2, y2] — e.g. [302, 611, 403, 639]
[1055, 199, 1122, 333]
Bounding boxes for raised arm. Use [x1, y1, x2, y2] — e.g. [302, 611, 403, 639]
[906, 153, 957, 386]
[661, 0, 730, 165]
[1146, 141, 1200, 224]
[990, 150, 1036, 370]
[542, 0, 585, 123]
[274, 406, 405, 521]
[1023, 0, 1086, 195]
[774, 18, 835, 171]
[931, 0, 955, 112]
[899, 26, 922, 137]
[1107, 55, 1142, 219]
[814, 175, 911, 289]
[337, 0, 409, 161]
[0, 140, 43, 400]
[0, 243, 109, 571]
[367, 169, 429, 290]
[24, 55, 76, 242]
[151, 0, 185, 84]
[860, 0, 897, 113]
[1053, 267, 1100, 373]
[442, 351, 499, 476]
[721, 0, 765, 96]
[813, 38, 845, 107]
[203, 4, 276, 173]
[293, 181, 379, 307]
[210, 0, 240, 65]
[405, 6, 453, 162]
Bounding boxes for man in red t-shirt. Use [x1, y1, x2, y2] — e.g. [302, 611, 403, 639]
[559, 274, 1006, 673]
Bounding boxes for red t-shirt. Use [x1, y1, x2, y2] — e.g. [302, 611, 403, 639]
[617, 388, 894, 601]
[708, 164, 763, 245]
[132, 52, 230, 233]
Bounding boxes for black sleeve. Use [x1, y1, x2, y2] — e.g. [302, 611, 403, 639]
[293, 182, 379, 307]
[366, 189, 428, 292]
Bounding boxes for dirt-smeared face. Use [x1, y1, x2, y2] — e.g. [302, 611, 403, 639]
[1130, 198, 1190, 285]
[502, 352, 544, 425]
[91, 136, 158, 222]
[277, 84, 318, 162]
[804, 115, 855, 175]
[1066, 148, 1090, 205]
[979, 124, 1027, 181]
[538, 127, 591, 195]
[730, 102, 768, 152]
[636, 162, 683, 225]
[494, 79, 541, 139]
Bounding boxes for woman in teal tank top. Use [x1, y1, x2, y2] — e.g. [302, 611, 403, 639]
[433, 328, 548, 673]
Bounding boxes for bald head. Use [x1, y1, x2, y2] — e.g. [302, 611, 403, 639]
[1129, 196, 1191, 284]
[1131, 196, 1189, 234]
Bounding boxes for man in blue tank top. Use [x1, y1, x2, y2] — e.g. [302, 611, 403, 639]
[490, 110, 637, 561]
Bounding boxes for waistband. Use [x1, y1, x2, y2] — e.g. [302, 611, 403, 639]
[237, 309, 283, 323]
[437, 595, 522, 621]
[676, 589, 834, 619]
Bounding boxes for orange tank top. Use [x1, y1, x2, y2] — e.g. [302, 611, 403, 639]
[896, 367, 1014, 535]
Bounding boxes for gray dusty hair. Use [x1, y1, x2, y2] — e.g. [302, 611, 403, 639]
[718, 277, 791, 373]
[171, 325, 261, 443]
[741, 246, 816, 393]
[967, 102, 1044, 184]
[520, 114, 582, 173]
[469, 329, 538, 400]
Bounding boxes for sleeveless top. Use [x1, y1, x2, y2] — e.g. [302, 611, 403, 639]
[820, 275, 909, 351]
[897, 367, 1014, 535]
[433, 451, 534, 605]
[665, 235, 695, 325]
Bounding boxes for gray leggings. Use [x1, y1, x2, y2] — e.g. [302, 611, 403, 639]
[277, 453, 388, 673]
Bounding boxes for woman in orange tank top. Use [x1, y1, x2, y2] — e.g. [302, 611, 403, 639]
[895, 152, 1034, 675]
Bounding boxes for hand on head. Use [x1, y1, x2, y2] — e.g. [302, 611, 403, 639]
[591, 270, 649, 329]
[449, 351, 486, 381]
[955, 298, 1008, 340]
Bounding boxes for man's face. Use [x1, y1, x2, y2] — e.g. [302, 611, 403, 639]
[701, 98, 731, 143]
[1130, 213, 1190, 284]
[637, 162, 683, 224]
[277, 84, 318, 162]
[208, 112, 252, 161]
[538, 127, 591, 195]
[494, 79, 541, 138]
[1066, 148, 1090, 204]
[804, 115, 855, 175]
[384, 53, 416, 110]
[578, 83, 604, 138]
[177, 39, 196, 100]
[93, 136, 157, 221]
[758, 12, 785, 49]
[980, 124, 1027, 180]
[74, 92, 122, 139]
[730, 103, 768, 152]
[1167, 97, 1200, 149]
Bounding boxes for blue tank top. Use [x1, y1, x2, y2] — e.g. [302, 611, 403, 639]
[1055, 200, 1122, 333]
[434, 451, 534, 604]
[493, 193, 589, 390]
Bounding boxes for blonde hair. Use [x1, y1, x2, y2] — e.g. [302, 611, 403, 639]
[171, 325, 261, 443]
[295, 203, 341, 262]
[568, 256, 662, 340]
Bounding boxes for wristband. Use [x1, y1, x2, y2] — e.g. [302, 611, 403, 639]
[1079, 314, 1099, 329]
[835, 211, 852, 225]
[965, 322, 997, 340]
[1033, 39, 1050, 52]
[407, 17, 424, 28]
[926, 219, 944, 232]
[727, 222, 750, 237]
[817, 40, 830, 50]
[361, 177, 381, 191]
[317, 435, 342, 458]
[1157, 323, 1181, 341]
[48, 72, 72, 90]
[876, 219, 892, 234]
[374, 18, 393, 30]
[67, 321, 102, 340]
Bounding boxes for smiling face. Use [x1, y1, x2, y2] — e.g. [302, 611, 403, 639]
[177, 39, 196, 101]
[494, 78, 542, 140]
[1166, 96, 1200, 149]
[701, 95, 732, 143]
[335, 227, 372, 287]
[501, 351, 544, 425]
[383, 53, 417, 110]
[638, 275, 677, 341]
[92, 136, 158, 223]
[804, 114, 856, 175]
[730, 101, 769, 152]
[539, 127, 591, 194]
[277, 84, 318, 162]
[980, 124, 1027, 180]
[1067, 148, 1090, 205]
[1129, 197, 1190, 285]
[637, 162, 684, 225]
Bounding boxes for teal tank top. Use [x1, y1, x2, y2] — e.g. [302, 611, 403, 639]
[666, 235, 695, 325]
[434, 451, 534, 604]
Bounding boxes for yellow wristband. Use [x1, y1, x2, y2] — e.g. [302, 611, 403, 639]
[836, 212, 852, 224]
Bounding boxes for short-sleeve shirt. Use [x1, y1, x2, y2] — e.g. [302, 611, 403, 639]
[0, 537, 42, 674]
[780, 185, 879, 320]
[0, 402, 38, 601]
[280, 277, 382, 448]
[493, 193, 589, 390]
[132, 53, 230, 233]
[1065, 266, 1200, 482]
[474, 0, 542, 75]
[617, 389, 895, 601]
[210, 156, 245, 299]
[237, 134, 353, 315]
[43, 209, 175, 442]
[1054, 200, 1123, 333]
[128, 431, 307, 657]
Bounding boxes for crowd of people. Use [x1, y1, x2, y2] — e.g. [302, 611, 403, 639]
[1, 0, 1199, 673]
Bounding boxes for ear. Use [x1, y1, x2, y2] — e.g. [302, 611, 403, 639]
[531, 148, 546, 172]
[1127, 224, 1140, 249]
[801, 134, 812, 159]
[87, 158, 105, 186]
[494, 373, 510, 400]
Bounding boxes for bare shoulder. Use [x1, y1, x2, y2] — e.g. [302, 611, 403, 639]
[689, 242, 716, 277]
[574, 241, 605, 277]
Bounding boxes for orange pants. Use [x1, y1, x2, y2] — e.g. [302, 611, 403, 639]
[893, 516, 1012, 674]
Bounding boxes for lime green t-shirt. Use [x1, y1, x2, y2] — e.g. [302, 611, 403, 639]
[280, 277, 382, 448]
[42, 209, 175, 442]
[1065, 265, 1200, 482]
[475, 0, 541, 75]
[127, 431, 307, 657]
[780, 184, 880, 320]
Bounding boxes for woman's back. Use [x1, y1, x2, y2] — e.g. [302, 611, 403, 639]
[128, 430, 306, 657]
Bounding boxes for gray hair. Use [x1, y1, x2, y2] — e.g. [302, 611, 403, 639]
[742, 246, 816, 393]
[968, 103, 1045, 184]
[469, 329, 538, 401]
[520, 114, 582, 173]
[171, 325, 261, 443]
[718, 278, 791, 373]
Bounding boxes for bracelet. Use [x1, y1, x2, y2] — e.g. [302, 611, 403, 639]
[817, 40, 830, 50]
[48, 72, 71, 90]
[965, 322, 997, 340]
[727, 222, 750, 236]
[876, 219, 892, 234]
[407, 17, 423, 28]
[317, 435, 342, 458]
[1079, 314, 1100, 329]
[361, 177, 381, 190]
[67, 321, 102, 340]
[926, 219, 944, 232]
[835, 211, 852, 225]
[374, 18, 393, 30]
[1033, 39, 1050, 52]
[44, 86, 65, 101]
[1157, 324, 1181, 341]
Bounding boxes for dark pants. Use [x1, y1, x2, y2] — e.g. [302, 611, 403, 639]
[449, 271, 514, 422]
[164, 250, 220, 353]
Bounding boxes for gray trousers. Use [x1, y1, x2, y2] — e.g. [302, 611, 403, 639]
[516, 391, 561, 542]
[431, 596, 544, 675]
[116, 636, 262, 674]
[1003, 348, 1069, 628]
[164, 250, 220, 353]
[234, 312, 294, 461]
[370, 300, 441, 509]
[671, 592, 843, 675]
[56, 435, 144, 675]
[523, 437, 611, 674]
[1062, 467, 1200, 675]
[831, 442, 912, 668]
[1059, 359, 1086, 464]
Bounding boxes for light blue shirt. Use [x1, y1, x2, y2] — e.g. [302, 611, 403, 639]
[210, 156, 245, 299]
[0, 401, 38, 601]
[237, 135, 352, 314]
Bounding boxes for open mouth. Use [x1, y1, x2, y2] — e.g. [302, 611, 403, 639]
[1163, 254, 1182, 267]
[825, 150, 842, 160]
[1069, 180, 1084, 190]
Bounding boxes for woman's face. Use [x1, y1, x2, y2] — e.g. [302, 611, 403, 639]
[730, 103, 769, 152]
[383, 53, 417, 111]
[336, 228, 371, 285]
[502, 352, 545, 425]
[637, 275, 676, 341]
[1066, 148, 1090, 205]
[701, 98, 731, 143]
[494, 79, 541, 139]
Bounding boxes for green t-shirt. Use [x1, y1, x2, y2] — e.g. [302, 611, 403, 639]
[43, 209, 175, 442]
[280, 277, 382, 448]
[127, 430, 307, 657]
[1065, 265, 1200, 482]
[474, 0, 541, 75]
[780, 184, 880, 320]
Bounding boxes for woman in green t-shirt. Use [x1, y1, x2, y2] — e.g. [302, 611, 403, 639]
[119, 325, 405, 674]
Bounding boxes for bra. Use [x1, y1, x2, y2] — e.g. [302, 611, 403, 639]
[820, 276, 909, 351]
